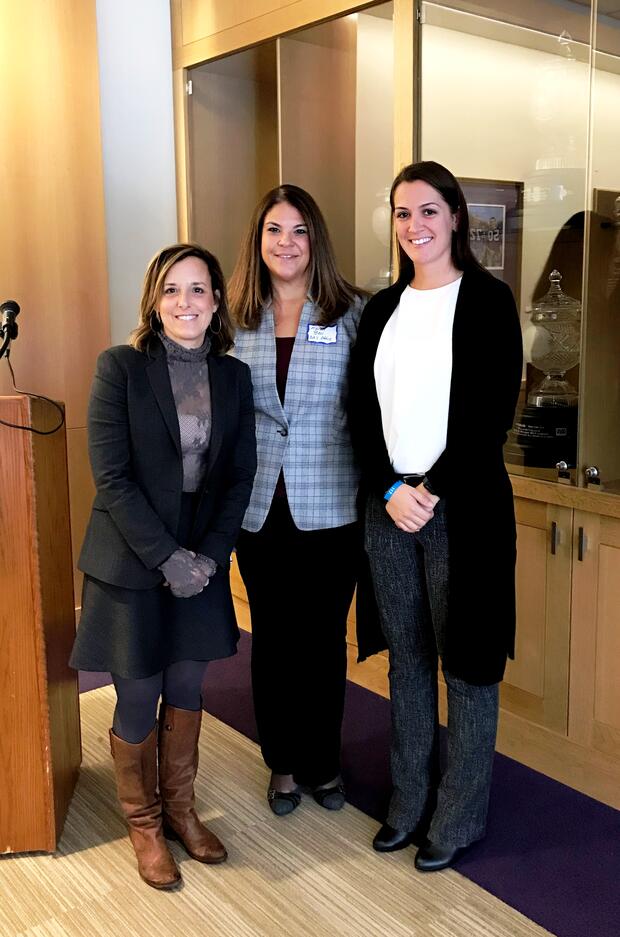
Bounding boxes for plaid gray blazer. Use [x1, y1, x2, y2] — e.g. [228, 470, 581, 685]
[232, 299, 364, 531]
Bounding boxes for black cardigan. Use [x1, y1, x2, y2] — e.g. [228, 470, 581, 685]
[349, 266, 523, 684]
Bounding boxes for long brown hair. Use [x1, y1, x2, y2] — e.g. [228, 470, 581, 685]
[390, 161, 486, 287]
[229, 184, 366, 329]
[130, 243, 234, 354]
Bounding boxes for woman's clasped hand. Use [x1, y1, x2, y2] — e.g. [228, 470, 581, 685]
[159, 548, 216, 597]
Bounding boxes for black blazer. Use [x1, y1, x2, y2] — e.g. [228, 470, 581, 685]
[349, 267, 523, 684]
[79, 340, 257, 589]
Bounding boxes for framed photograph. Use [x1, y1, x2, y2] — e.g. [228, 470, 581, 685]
[458, 178, 523, 299]
[593, 187, 620, 219]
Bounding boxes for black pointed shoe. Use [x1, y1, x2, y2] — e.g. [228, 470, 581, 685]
[373, 823, 419, 852]
[267, 786, 302, 816]
[414, 842, 462, 871]
[313, 782, 346, 811]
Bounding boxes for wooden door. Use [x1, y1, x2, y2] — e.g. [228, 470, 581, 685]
[569, 511, 620, 762]
[500, 498, 573, 733]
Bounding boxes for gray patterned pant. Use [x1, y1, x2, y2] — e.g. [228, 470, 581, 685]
[365, 495, 499, 848]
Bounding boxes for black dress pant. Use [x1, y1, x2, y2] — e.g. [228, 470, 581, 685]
[236, 498, 358, 788]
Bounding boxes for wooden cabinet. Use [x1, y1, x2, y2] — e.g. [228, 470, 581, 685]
[569, 511, 620, 761]
[497, 478, 620, 809]
[502, 498, 572, 734]
[502, 497, 620, 809]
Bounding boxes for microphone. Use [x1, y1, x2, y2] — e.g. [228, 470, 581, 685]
[0, 300, 20, 340]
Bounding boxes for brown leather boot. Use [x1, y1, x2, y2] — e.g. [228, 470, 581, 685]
[158, 704, 227, 863]
[109, 728, 182, 889]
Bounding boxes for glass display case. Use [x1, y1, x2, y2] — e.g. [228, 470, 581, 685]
[419, 0, 620, 491]
[187, 3, 395, 287]
[185, 0, 619, 492]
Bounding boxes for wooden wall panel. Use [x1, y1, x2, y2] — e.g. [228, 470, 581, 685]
[182, 0, 290, 45]
[394, 0, 416, 170]
[188, 45, 279, 275]
[173, 0, 370, 67]
[0, 0, 109, 420]
[0, 0, 110, 601]
[279, 19, 357, 281]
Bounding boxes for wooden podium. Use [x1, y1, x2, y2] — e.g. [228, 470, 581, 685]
[0, 395, 81, 853]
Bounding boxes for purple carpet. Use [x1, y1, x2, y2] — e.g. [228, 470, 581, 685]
[80, 630, 620, 937]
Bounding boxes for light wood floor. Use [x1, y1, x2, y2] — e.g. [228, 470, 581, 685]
[0, 685, 553, 937]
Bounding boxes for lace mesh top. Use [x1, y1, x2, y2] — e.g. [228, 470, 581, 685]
[160, 333, 212, 493]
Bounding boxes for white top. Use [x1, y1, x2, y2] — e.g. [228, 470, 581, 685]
[374, 277, 462, 475]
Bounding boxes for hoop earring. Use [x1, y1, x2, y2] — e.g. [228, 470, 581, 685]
[150, 310, 162, 333]
[209, 311, 222, 335]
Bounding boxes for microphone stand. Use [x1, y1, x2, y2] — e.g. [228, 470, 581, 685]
[0, 319, 18, 360]
[0, 300, 20, 360]
[0, 334, 10, 360]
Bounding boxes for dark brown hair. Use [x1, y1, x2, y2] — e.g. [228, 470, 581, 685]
[229, 184, 366, 329]
[390, 161, 485, 286]
[130, 243, 234, 354]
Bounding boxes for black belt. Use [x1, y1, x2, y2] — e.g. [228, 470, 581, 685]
[402, 474, 425, 487]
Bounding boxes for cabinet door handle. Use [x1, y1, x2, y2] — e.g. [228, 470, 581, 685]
[550, 521, 558, 555]
[578, 526, 585, 561]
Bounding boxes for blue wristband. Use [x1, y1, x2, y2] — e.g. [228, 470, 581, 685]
[384, 480, 404, 501]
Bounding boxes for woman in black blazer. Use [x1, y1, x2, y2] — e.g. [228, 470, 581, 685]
[349, 162, 522, 871]
[71, 244, 256, 890]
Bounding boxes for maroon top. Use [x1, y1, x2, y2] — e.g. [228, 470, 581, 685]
[274, 337, 295, 498]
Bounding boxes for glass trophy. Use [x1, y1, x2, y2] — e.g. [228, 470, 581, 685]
[513, 270, 581, 468]
[528, 269, 581, 406]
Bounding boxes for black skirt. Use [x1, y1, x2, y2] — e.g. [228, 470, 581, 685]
[70, 494, 239, 678]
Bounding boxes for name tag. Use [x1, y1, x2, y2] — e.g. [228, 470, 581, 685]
[307, 324, 338, 344]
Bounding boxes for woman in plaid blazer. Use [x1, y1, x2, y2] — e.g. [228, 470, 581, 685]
[229, 184, 367, 815]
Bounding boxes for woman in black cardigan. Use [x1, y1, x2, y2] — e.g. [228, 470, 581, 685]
[71, 244, 256, 889]
[349, 162, 522, 871]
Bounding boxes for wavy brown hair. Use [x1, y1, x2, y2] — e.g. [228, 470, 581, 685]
[229, 184, 366, 330]
[390, 161, 486, 287]
[130, 243, 234, 354]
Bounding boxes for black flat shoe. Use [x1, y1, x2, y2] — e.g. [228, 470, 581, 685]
[414, 842, 462, 871]
[373, 823, 419, 852]
[313, 782, 345, 811]
[267, 787, 302, 816]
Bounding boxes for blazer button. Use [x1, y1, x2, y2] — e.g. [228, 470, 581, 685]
[277, 428, 288, 436]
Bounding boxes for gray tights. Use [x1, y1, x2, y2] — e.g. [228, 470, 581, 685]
[112, 659, 208, 743]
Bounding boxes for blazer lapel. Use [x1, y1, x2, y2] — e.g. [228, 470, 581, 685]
[259, 307, 288, 426]
[145, 343, 182, 456]
[281, 300, 314, 421]
[206, 355, 226, 475]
